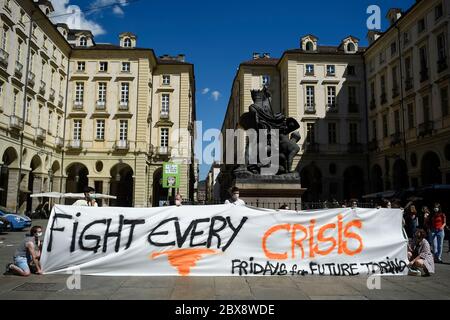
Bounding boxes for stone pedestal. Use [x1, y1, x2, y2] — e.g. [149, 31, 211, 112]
[233, 171, 306, 210]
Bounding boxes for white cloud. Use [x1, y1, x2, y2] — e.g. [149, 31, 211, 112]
[201, 88, 210, 95]
[211, 91, 221, 101]
[49, 0, 106, 36]
[112, 5, 124, 16]
[90, 0, 129, 17]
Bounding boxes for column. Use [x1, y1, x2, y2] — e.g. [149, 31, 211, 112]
[133, 156, 147, 207]
[6, 168, 20, 212]
[32, 173, 44, 212]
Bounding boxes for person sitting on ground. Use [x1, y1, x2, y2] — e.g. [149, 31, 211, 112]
[224, 187, 246, 206]
[408, 229, 435, 277]
[5, 226, 43, 276]
[73, 186, 98, 207]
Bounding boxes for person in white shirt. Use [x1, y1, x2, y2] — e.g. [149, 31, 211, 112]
[224, 187, 246, 206]
[73, 186, 98, 207]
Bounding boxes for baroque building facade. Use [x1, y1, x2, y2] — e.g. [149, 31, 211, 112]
[0, 0, 196, 212]
[218, 0, 449, 202]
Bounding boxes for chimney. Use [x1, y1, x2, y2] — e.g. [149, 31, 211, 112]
[253, 52, 260, 60]
[177, 54, 185, 62]
[263, 53, 270, 58]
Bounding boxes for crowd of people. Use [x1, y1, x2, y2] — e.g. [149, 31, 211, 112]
[403, 202, 448, 277]
[3, 185, 447, 277]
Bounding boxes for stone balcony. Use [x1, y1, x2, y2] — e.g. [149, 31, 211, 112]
[9, 116, 23, 130]
[35, 127, 46, 141]
[0, 49, 9, 69]
[114, 140, 129, 151]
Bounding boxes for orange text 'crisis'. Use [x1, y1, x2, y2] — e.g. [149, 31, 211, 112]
[262, 214, 363, 260]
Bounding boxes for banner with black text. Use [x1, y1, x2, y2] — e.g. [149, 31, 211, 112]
[41, 205, 408, 276]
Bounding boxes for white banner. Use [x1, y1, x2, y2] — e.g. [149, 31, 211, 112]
[41, 205, 409, 276]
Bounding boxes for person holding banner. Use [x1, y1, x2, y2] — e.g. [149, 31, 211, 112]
[73, 186, 98, 207]
[224, 187, 246, 206]
[5, 226, 43, 276]
[175, 193, 183, 207]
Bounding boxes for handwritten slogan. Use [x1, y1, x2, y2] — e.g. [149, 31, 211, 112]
[40, 205, 409, 276]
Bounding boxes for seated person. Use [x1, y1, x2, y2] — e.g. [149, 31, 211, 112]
[408, 229, 435, 277]
[5, 226, 43, 276]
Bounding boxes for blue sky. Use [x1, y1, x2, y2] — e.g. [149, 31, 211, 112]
[51, 0, 416, 180]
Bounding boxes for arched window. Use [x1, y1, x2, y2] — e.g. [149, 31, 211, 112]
[305, 41, 314, 51]
[347, 42, 356, 52]
[79, 36, 87, 47]
[124, 38, 132, 48]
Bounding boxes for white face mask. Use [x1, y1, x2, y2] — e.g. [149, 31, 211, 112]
[36, 232, 43, 237]
[175, 200, 182, 206]
[434, 208, 439, 212]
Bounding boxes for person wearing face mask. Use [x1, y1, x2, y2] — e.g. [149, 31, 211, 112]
[73, 186, 98, 207]
[224, 187, 246, 206]
[5, 226, 43, 276]
[430, 203, 446, 263]
[175, 193, 183, 207]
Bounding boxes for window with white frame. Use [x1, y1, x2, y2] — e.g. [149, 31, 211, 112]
[348, 86, 357, 105]
[73, 120, 82, 140]
[435, 3, 443, 21]
[407, 103, 415, 129]
[328, 123, 337, 144]
[349, 123, 358, 144]
[305, 64, 314, 75]
[75, 82, 84, 103]
[437, 33, 447, 62]
[119, 120, 128, 141]
[48, 111, 53, 135]
[160, 128, 169, 147]
[305, 86, 315, 109]
[122, 62, 130, 72]
[1, 27, 8, 51]
[327, 86, 336, 107]
[98, 82, 107, 102]
[372, 120, 377, 140]
[403, 32, 410, 46]
[77, 61, 85, 72]
[162, 75, 171, 85]
[326, 65, 335, 76]
[40, 61, 46, 80]
[13, 90, 18, 115]
[37, 105, 42, 127]
[0, 80, 4, 101]
[20, 10, 25, 25]
[440, 86, 449, 117]
[124, 38, 132, 48]
[26, 97, 31, 122]
[79, 36, 87, 47]
[418, 18, 426, 33]
[17, 38, 22, 62]
[99, 61, 108, 72]
[382, 115, 388, 137]
[306, 123, 316, 144]
[121, 83, 129, 103]
[96, 120, 105, 140]
[262, 75, 270, 86]
[161, 94, 170, 114]
[57, 116, 61, 137]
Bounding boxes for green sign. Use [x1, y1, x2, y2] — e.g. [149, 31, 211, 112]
[162, 162, 180, 189]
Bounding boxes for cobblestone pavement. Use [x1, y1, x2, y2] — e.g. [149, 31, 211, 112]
[1, 220, 449, 300]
